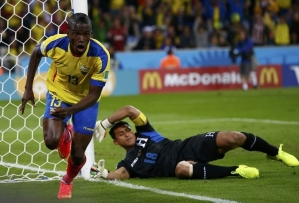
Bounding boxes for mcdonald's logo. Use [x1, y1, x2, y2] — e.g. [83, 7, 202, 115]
[142, 72, 162, 90]
[259, 67, 279, 85]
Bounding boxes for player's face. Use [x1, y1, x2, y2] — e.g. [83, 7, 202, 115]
[68, 23, 91, 56]
[113, 125, 136, 150]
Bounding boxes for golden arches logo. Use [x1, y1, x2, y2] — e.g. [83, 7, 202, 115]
[142, 72, 162, 90]
[259, 67, 279, 85]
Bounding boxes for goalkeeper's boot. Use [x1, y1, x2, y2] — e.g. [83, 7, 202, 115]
[57, 180, 72, 199]
[231, 165, 259, 179]
[266, 144, 299, 167]
[58, 124, 73, 159]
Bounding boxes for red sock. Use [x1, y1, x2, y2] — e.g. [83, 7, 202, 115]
[62, 156, 86, 184]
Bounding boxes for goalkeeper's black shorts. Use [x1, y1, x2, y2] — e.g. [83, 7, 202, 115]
[177, 131, 225, 163]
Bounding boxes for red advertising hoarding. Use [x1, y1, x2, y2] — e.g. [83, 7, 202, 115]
[139, 65, 282, 94]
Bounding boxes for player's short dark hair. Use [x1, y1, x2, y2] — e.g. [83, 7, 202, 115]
[109, 121, 130, 139]
[68, 13, 92, 30]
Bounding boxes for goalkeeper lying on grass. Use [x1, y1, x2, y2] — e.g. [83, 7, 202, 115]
[92, 105, 299, 180]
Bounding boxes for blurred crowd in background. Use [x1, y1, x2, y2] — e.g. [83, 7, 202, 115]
[0, 0, 299, 67]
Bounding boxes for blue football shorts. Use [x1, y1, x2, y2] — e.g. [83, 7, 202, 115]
[43, 92, 99, 135]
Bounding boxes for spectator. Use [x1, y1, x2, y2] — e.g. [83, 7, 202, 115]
[107, 17, 127, 51]
[210, 21, 228, 47]
[178, 25, 196, 49]
[94, 13, 112, 43]
[171, 7, 193, 36]
[124, 5, 141, 49]
[262, 11, 276, 45]
[141, 0, 159, 27]
[160, 48, 181, 70]
[208, 35, 219, 48]
[160, 36, 177, 52]
[153, 27, 165, 50]
[251, 12, 266, 46]
[133, 26, 156, 50]
[124, 5, 141, 39]
[218, 35, 229, 47]
[193, 16, 209, 48]
[155, 1, 172, 29]
[274, 15, 290, 45]
[165, 25, 180, 48]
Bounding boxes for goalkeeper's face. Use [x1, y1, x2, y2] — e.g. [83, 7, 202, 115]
[113, 124, 136, 150]
[68, 23, 92, 56]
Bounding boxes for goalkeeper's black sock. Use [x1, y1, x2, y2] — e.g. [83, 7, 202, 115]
[191, 163, 238, 179]
[241, 132, 278, 156]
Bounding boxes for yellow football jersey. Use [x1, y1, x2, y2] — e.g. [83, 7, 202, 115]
[39, 34, 110, 104]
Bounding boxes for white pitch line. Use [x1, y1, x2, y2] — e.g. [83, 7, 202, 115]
[91, 179, 239, 203]
[152, 118, 299, 126]
[0, 161, 65, 176]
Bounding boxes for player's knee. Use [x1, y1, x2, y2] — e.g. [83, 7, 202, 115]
[229, 132, 246, 146]
[219, 131, 246, 147]
[175, 161, 193, 179]
[43, 132, 60, 150]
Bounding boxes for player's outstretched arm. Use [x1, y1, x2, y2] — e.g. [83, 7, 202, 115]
[92, 159, 130, 180]
[20, 46, 43, 114]
[106, 167, 130, 180]
[94, 105, 146, 142]
[107, 105, 143, 123]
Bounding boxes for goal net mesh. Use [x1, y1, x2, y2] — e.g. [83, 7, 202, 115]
[0, 0, 73, 183]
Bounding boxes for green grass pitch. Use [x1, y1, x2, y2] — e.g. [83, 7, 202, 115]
[0, 87, 299, 203]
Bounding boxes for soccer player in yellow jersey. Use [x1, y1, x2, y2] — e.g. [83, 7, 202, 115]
[19, 13, 110, 199]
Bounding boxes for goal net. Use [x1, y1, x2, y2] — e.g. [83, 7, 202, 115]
[0, 0, 80, 183]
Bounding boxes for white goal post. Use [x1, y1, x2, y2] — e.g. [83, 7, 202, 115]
[0, 0, 95, 182]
